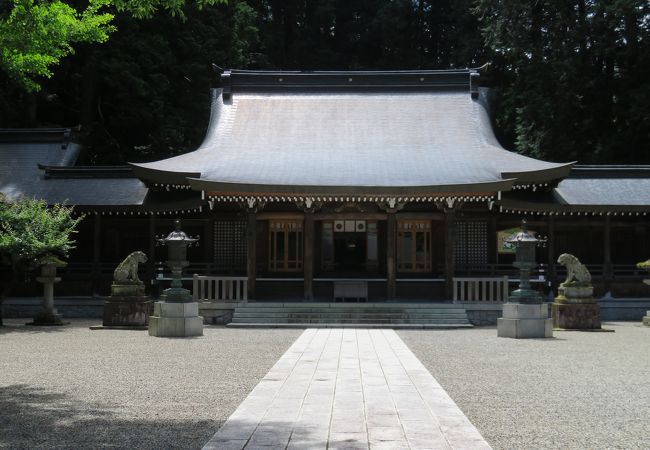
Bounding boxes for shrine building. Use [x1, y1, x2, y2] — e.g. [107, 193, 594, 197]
[2, 68, 650, 310]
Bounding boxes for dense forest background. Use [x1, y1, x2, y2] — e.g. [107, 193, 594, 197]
[0, 0, 648, 165]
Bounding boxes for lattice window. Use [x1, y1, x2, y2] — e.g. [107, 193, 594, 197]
[455, 221, 488, 266]
[214, 221, 247, 272]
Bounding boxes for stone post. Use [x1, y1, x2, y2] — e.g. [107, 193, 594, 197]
[31, 263, 64, 325]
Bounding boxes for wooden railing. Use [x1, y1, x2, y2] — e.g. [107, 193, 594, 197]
[453, 276, 509, 303]
[192, 275, 248, 302]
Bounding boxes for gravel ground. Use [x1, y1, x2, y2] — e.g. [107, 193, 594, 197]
[0, 320, 300, 450]
[2, 320, 649, 450]
[399, 322, 650, 450]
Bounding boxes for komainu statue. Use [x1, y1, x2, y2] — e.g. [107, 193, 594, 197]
[557, 253, 591, 285]
[113, 251, 148, 284]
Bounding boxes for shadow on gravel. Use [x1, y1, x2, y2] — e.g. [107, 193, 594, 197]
[0, 324, 69, 335]
[0, 384, 222, 450]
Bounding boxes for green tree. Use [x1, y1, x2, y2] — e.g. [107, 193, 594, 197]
[0, 197, 83, 326]
[475, 0, 650, 164]
[0, 0, 225, 92]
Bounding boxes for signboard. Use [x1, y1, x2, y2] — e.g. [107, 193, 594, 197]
[497, 227, 536, 254]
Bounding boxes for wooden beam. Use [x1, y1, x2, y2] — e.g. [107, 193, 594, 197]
[246, 211, 257, 300]
[303, 212, 314, 300]
[396, 211, 445, 221]
[315, 212, 388, 221]
[256, 212, 304, 220]
[604, 216, 613, 284]
[387, 213, 396, 299]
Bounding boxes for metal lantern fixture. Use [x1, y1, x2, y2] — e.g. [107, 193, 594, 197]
[506, 219, 547, 304]
[156, 219, 199, 302]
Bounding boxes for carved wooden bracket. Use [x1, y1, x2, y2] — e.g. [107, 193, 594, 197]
[376, 199, 406, 214]
[295, 198, 323, 213]
[435, 198, 464, 213]
[239, 198, 266, 213]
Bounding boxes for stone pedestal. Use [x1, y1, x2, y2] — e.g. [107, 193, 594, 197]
[148, 302, 203, 337]
[552, 303, 601, 329]
[552, 283, 601, 330]
[643, 311, 650, 327]
[101, 283, 152, 328]
[497, 303, 553, 338]
[30, 263, 64, 325]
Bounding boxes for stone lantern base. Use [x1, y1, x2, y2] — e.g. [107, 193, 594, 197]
[497, 303, 553, 338]
[30, 310, 65, 326]
[148, 302, 203, 337]
[642, 311, 650, 327]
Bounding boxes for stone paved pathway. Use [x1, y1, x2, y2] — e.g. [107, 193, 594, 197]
[203, 329, 492, 450]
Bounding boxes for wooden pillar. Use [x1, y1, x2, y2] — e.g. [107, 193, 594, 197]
[547, 216, 557, 288]
[386, 212, 396, 300]
[444, 210, 456, 299]
[303, 212, 314, 301]
[92, 213, 102, 295]
[246, 211, 257, 300]
[202, 219, 211, 266]
[635, 224, 645, 264]
[147, 214, 156, 281]
[604, 216, 613, 283]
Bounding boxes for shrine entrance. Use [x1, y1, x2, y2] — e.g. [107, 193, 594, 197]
[334, 233, 367, 273]
[320, 219, 380, 276]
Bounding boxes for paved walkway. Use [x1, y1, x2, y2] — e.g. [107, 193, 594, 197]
[203, 329, 491, 450]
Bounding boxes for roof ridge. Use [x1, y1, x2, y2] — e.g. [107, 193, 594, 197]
[221, 68, 479, 96]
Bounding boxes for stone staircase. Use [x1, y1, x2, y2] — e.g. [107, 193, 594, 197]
[227, 302, 473, 329]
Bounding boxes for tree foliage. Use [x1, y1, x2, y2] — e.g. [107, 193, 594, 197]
[0, 0, 114, 91]
[0, 197, 83, 324]
[0, 0, 648, 164]
[475, 0, 650, 163]
[0, 198, 81, 273]
[0, 0, 225, 92]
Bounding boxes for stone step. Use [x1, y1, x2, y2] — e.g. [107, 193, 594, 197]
[234, 302, 463, 309]
[230, 302, 471, 328]
[230, 317, 470, 324]
[233, 307, 467, 314]
[227, 322, 474, 329]
[233, 312, 469, 319]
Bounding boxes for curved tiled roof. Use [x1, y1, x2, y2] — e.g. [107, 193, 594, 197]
[498, 166, 650, 213]
[131, 69, 572, 195]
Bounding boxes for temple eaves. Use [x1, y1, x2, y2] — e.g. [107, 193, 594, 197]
[130, 68, 573, 199]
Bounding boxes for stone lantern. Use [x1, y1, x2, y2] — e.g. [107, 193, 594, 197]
[30, 257, 66, 325]
[156, 219, 198, 302]
[497, 219, 553, 338]
[148, 219, 203, 337]
[507, 220, 546, 305]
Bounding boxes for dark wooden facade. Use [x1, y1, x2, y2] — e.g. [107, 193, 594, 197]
[46, 202, 649, 301]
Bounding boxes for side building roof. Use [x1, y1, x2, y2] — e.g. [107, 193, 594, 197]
[498, 166, 650, 215]
[131, 69, 573, 201]
[0, 129, 202, 214]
